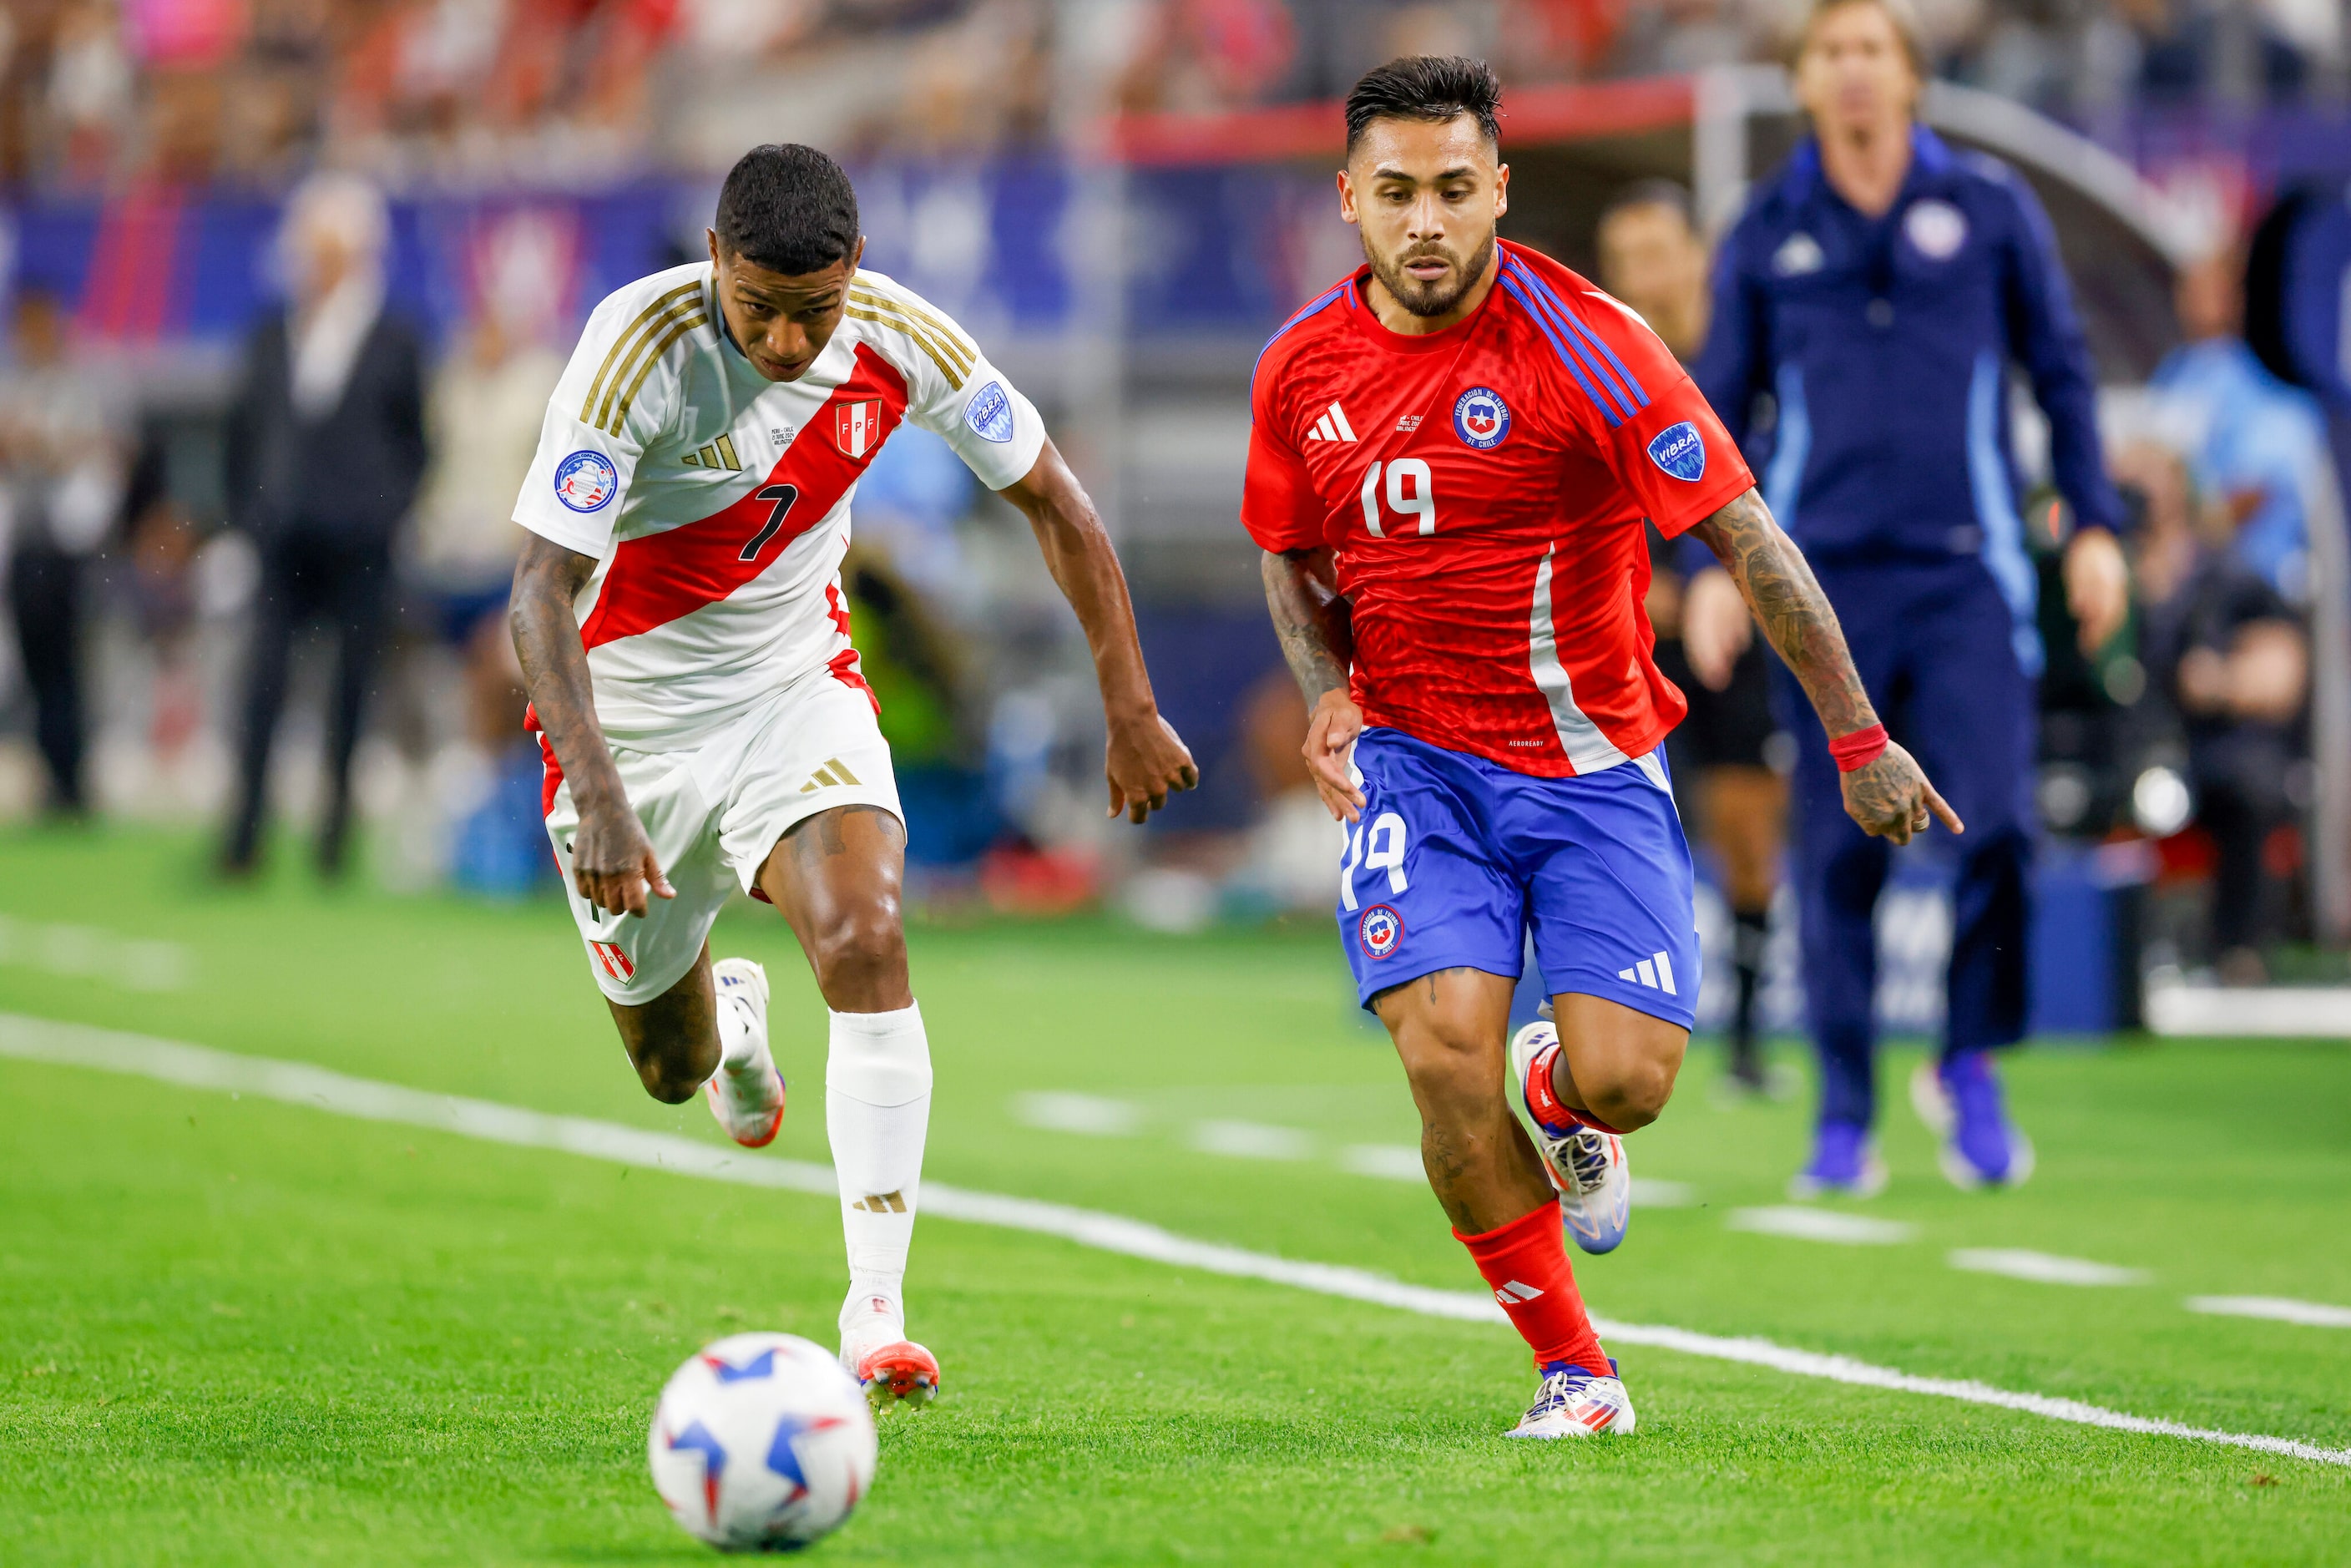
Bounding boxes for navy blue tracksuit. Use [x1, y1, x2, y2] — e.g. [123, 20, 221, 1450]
[1693, 127, 2121, 1129]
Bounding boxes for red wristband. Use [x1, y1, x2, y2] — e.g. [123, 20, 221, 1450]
[1828, 723, 1888, 772]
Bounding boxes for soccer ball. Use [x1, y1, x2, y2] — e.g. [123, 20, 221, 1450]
[649, 1332, 879, 1552]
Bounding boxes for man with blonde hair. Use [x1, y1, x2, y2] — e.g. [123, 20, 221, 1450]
[1685, 0, 2128, 1194]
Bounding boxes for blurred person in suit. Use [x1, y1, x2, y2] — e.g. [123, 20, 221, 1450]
[220, 171, 427, 878]
[1597, 180, 1787, 1095]
[1, 283, 124, 817]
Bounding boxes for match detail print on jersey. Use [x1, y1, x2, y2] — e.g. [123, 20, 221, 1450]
[579, 344, 909, 650]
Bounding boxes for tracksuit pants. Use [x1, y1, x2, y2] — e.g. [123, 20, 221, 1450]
[1772, 558, 2035, 1130]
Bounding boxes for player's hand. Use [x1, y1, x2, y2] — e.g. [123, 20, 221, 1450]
[2064, 527, 2128, 655]
[1840, 741, 1964, 846]
[1105, 711, 1199, 824]
[1681, 567, 1753, 691]
[1302, 689, 1368, 823]
[572, 795, 675, 917]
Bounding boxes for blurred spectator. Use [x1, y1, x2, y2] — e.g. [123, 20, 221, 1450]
[2116, 439, 2308, 982]
[410, 226, 565, 751]
[2147, 244, 2331, 601]
[1116, 0, 1297, 115]
[220, 173, 427, 878]
[1, 284, 125, 817]
[1597, 180, 1785, 1091]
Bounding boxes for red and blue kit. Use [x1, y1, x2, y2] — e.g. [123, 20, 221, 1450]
[1241, 241, 1755, 1019]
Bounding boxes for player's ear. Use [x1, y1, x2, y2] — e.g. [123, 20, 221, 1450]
[850, 235, 866, 272]
[1494, 163, 1509, 221]
[1337, 169, 1358, 226]
[706, 227, 723, 271]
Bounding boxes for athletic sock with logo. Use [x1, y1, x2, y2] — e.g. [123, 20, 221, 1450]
[1457, 1203, 1611, 1375]
[1528, 1040, 1626, 1136]
[826, 1002, 932, 1325]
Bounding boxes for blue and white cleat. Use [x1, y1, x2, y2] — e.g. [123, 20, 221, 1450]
[1508, 1022, 1631, 1255]
[1504, 1359, 1636, 1439]
[705, 958, 786, 1148]
[1787, 1120, 1888, 1200]
[1910, 1052, 2035, 1191]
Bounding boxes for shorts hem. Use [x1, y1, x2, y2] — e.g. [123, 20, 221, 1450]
[585, 934, 707, 1008]
[1355, 953, 1523, 1013]
[730, 788, 905, 895]
[1544, 979, 1696, 1032]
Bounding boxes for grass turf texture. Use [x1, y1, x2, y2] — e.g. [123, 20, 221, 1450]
[1, 826, 2347, 1564]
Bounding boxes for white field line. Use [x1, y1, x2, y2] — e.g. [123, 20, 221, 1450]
[1949, 1249, 2152, 1287]
[2187, 1296, 2351, 1329]
[1727, 1206, 1917, 1245]
[4, 1012, 2348, 1470]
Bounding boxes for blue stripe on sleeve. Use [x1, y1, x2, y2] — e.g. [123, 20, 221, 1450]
[1503, 261, 1638, 422]
[1498, 271, 1620, 427]
[1513, 260, 1651, 412]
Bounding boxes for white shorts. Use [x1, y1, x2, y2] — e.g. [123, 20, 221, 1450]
[544, 673, 901, 1004]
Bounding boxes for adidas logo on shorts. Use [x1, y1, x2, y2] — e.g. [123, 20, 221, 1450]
[1618, 951, 1677, 995]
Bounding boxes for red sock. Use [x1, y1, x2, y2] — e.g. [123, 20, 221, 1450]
[1526, 1042, 1625, 1136]
[1455, 1203, 1611, 1375]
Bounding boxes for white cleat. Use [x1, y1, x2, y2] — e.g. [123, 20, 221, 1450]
[705, 958, 784, 1148]
[838, 1293, 939, 1411]
[1508, 1022, 1631, 1254]
[1504, 1362, 1636, 1439]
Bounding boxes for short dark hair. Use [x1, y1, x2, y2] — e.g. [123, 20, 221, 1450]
[1598, 180, 1698, 234]
[715, 144, 861, 276]
[1345, 56, 1503, 154]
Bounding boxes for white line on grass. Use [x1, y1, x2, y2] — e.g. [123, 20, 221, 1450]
[5, 1012, 2347, 1470]
[1949, 1249, 2152, 1287]
[2187, 1296, 2351, 1329]
[1727, 1206, 1916, 1245]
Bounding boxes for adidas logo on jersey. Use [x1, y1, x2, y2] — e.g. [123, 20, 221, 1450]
[1304, 402, 1358, 443]
[1618, 951, 1679, 995]
[797, 757, 864, 793]
[680, 433, 745, 472]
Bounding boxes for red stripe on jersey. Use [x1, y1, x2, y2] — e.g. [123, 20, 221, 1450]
[578, 344, 911, 650]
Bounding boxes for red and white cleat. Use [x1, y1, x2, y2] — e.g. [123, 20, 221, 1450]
[1504, 1360, 1636, 1439]
[704, 958, 784, 1148]
[840, 1296, 940, 1411]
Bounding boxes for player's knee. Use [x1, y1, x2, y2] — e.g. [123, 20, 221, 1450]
[1397, 1028, 1504, 1116]
[808, 904, 908, 1005]
[1583, 1053, 1678, 1131]
[635, 1050, 709, 1105]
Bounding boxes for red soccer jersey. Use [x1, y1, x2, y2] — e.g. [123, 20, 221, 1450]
[1241, 240, 1754, 777]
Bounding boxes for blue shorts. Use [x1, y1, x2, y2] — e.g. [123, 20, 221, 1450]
[1337, 728, 1701, 1029]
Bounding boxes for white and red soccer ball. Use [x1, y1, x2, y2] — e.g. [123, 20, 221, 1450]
[648, 1333, 878, 1552]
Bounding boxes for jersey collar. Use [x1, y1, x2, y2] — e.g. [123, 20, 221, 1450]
[1344, 249, 1505, 355]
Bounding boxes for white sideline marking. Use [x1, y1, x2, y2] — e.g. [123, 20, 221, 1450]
[1631, 1178, 1696, 1209]
[1010, 1092, 1141, 1136]
[1949, 1249, 2151, 1287]
[0, 915, 189, 992]
[1728, 1206, 1916, 1246]
[1188, 1119, 1313, 1161]
[1338, 1143, 1424, 1181]
[4, 1012, 2347, 1470]
[2187, 1296, 2351, 1329]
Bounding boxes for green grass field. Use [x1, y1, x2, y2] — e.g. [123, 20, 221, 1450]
[3, 825, 2348, 1565]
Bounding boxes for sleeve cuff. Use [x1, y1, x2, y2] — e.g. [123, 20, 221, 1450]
[513, 507, 613, 560]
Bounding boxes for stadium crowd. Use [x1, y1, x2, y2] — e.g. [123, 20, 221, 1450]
[0, 0, 2340, 190]
[0, 0, 2340, 1009]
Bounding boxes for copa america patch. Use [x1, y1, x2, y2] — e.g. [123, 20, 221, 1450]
[1904, 199, 1968, 260]
[554, 450, 619, 513]
[964, 380, 1014, 443]
[1646, 421, 1706, 483]
[1453, 387, 1510, 449]
[1358, 904, 1403, 959]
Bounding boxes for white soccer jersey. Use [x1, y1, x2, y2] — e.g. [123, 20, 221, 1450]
[514, 262, 1045, 746]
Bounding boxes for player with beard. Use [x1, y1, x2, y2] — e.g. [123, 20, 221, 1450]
[1243, 57, 1957, 1437]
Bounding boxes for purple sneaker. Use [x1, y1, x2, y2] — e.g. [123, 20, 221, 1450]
[1910, 1052, 2035, 1191]
[1787, 1119, 1888, 1200]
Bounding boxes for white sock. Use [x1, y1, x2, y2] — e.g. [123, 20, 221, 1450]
[826, 1001, 931, 1332]
[715, 986, 760, 1070]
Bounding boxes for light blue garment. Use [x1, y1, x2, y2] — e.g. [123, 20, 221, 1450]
[2149, 337, 2328, 597]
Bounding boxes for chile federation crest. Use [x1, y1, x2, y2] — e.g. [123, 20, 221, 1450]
[1358, 904, 1403, 959]
[1453, 387, 1510, 450]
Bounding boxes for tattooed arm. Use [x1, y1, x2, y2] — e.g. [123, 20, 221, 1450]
[1261, 545, 1366, 822]
[1686, 487, 1963, 845]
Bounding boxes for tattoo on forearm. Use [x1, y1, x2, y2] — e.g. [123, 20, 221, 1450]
[1691, 489, 1877, 739]
[1261, 548, 1353, 704]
